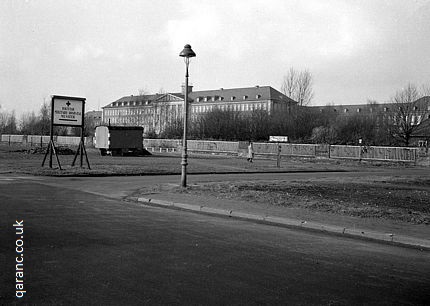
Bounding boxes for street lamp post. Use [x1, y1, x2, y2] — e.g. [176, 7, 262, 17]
[179, 44, 196, 187]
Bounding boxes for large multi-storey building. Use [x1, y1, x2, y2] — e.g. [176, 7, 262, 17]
[311, 96, 430, 126]
[102, 85, 296, 134]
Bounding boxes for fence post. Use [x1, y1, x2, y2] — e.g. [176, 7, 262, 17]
[9, 135, 11, 146]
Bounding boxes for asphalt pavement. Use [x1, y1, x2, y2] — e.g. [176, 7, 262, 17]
[1, 175, 430, 305]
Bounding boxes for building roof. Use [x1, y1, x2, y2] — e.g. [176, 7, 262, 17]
[189, 86, 296, 104]
[103, 94, 163, 108]
[311, 96, 430, 114]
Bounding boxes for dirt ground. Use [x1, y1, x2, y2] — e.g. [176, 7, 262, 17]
[1, 142, 429, 225]
[175, 175, 430, 225]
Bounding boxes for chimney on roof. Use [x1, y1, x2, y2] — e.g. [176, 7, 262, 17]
[181, 83, 193, 95]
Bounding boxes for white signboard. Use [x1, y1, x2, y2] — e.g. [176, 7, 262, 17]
[269, 136, 289, 142]
[52, 96, 84, 126]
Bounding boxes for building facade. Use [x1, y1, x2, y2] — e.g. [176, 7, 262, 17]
[102, 85, 296, 134]
[311, 96, 430, 126]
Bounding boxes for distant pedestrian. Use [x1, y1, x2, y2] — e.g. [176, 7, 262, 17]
[247, 141, 254, 162]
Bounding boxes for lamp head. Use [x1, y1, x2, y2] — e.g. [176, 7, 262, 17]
[179, 44, 196, 58]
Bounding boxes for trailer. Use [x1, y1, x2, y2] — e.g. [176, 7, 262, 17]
[95, 125, 149, 156]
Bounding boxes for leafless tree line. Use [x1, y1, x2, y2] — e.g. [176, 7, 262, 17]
[0, 102, 96, 137]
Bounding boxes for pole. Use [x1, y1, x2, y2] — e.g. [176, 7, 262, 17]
[80, 102, 85, 167]
[49, 96, 55, 168]
[181, 60, 189, 187]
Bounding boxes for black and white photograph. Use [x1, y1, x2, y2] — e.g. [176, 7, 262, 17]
[1, 0, 430, 305]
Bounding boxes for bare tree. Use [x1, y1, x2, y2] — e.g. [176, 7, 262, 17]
[388, 83, 427, 146]
[20, 111, 38, 135]
[281, 68, 297, 98]
[296, 70, 314, 106]
[0, 108, 18, 134]
[138, 87, 149, 96]
[420, 84, 430, 96]
[38, 102, 51, 135]
[281, 68, 314, 106]
[158, 87, 167, 95]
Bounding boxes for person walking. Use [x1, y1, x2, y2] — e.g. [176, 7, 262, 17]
[247, 141, 254, 162]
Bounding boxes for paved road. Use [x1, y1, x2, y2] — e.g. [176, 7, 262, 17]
[1, 176, 429, 305]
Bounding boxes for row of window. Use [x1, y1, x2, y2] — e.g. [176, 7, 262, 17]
[104, 106, 182, 116]
[105, 109, 151, 116]
[381, 114, 430, 125]
[105, 102, 268, 116]
[104, 115, 179, 125]
[195, 94, 262, 103]
[192, 103, 267, 113]
[323, 105, 430, 113]
[111, 100, 150, 107]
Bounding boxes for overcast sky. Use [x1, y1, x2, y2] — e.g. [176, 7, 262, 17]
[1, 0, 429, 116]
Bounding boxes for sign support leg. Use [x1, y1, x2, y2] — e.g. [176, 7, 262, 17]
[72, 143, 79, 166]
[80, 140, 84, 167]
[41, 140, 50, 167]
[72, 139, 91, 169]
[82, 141, 91, 170]
[41, 139, 62, 169]
[51, 141, 62, 170]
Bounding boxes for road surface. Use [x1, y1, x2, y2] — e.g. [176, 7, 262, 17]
[0, 175, 429, 305]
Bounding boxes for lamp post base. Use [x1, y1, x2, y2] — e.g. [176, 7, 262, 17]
[181, 153, 188, 187]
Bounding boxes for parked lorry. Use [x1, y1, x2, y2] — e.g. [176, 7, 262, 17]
[95, 125, 149, 156]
